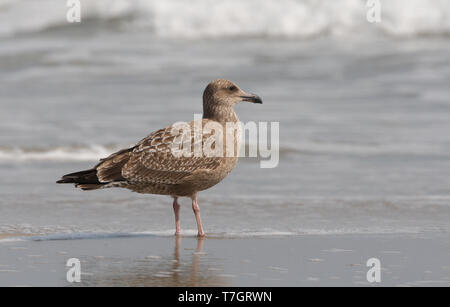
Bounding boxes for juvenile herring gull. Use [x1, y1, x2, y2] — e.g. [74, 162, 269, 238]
[57, 79, 262, 237]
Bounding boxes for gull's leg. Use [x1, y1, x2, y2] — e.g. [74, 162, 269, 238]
[173, 197, 181, 236]
[191, 194, 205, 237]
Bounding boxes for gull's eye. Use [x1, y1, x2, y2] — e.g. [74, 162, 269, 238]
[228, 85, 237, 91]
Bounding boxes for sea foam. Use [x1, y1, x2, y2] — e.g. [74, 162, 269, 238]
[0, 0, 449, 38]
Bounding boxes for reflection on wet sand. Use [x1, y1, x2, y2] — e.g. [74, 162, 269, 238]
[80, 237, 229, 287]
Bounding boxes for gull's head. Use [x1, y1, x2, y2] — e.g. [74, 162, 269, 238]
[203, 79, 262, 108]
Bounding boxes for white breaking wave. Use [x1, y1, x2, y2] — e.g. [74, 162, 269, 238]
[0, 140, 447, 162]
[0, 0, 449, 38]
[0, 145, 121, 162]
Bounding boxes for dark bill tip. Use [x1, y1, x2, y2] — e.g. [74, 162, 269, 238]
[240, 94, 263, 104]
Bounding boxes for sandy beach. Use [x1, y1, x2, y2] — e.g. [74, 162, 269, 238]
[1, 233, 449, 287]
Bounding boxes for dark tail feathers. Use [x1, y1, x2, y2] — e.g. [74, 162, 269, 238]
[56, 168, 102, 185]
[57, 146, 133, 190]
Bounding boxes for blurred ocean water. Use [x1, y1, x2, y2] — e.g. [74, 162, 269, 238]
[1, 0, 450, 38]
[0, 0, 450, 236]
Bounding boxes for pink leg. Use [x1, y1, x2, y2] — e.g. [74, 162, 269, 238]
[173, 197, 181, 236]
[191, 194, 205, 237]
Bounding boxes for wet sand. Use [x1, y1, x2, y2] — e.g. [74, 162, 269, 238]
[1, 233, 450, 287]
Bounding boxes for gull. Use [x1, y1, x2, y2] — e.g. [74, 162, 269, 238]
[57, 79, 262, 237]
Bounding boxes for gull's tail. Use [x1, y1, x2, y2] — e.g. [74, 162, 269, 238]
[56, 146, 134, 191]
[56, 169, 105, 190]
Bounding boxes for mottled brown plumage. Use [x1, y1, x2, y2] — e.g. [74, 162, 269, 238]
[57, 79, 262, 236]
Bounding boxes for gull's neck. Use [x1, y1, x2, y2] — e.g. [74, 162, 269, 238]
[203, 102, 239, 123]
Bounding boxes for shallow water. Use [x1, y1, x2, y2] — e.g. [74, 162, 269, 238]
[1, 234, 450, 286]
[1, 1, 450, 237]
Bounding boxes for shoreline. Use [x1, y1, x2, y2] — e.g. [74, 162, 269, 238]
[1, 232, 449, 286]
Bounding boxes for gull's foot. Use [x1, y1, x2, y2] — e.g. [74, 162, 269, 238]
[197, 232, 206, 238]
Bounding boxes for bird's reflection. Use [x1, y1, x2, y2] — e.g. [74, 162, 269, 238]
[80, 236, 228, 287]
[171, 236, 205, 286]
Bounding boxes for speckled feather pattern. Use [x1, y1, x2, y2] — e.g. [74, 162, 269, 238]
[93, 119, 239, 196]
